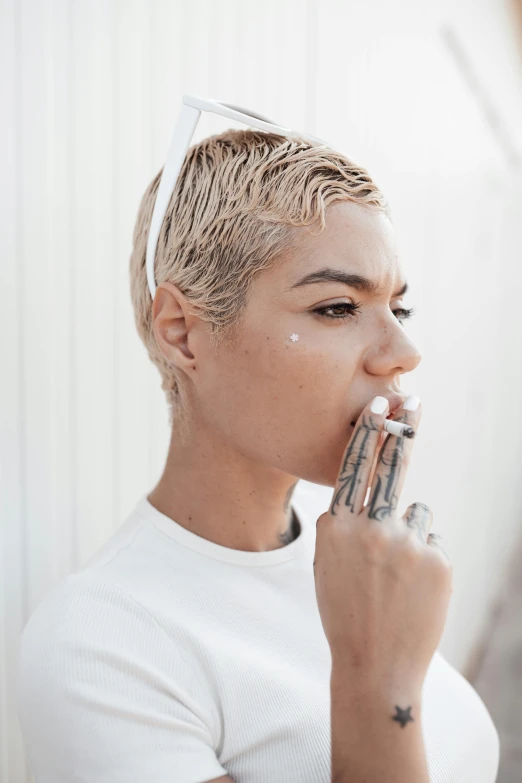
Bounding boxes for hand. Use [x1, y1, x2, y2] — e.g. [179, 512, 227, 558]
[313, 395, 453, 695]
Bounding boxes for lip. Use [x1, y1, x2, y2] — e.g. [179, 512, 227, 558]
[384, 392, 407, 418]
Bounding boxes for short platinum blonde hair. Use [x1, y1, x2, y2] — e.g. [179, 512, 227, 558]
[129, 129, 390, 429]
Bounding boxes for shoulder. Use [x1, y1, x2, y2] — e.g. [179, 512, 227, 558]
[16, 572, 228, 782]
[17, 571, 223, 738]
[17, 572, 180, 702]
[18, 570, 188, 676]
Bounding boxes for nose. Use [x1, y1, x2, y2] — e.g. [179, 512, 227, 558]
[364, 320, 422, 376]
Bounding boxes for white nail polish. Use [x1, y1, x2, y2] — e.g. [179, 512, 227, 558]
[289, 333, 299, 342]
[371, 396, 389, 414]
[403, 395, 420, 412]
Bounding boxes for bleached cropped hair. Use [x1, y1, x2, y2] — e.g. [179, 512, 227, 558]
[129, 128, 390, 429]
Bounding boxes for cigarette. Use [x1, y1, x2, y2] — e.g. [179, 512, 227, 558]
[383, 418, 416, 439]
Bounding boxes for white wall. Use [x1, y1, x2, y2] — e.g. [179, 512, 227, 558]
[2, 1, 522, 780]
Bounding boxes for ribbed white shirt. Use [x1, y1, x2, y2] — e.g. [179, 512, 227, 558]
[17, 493, 500, 782]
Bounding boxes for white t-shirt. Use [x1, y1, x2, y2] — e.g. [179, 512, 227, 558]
[17, 493, 500, 783]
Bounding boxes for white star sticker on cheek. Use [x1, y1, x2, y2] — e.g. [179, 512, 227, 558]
[290, 333, 299, 342]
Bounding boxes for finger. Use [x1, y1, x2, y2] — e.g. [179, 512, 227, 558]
[402, 502, 433, 544]
[367, 428, 390, 498]
[364, 396, 422, 522]
[427, 533, 451, 563]
[330, 395, 393, 518]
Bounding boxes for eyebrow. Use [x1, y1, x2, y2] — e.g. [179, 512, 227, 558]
[286, 267, 408, 299]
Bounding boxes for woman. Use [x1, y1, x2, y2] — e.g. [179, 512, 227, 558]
[17, 128, 500, 782]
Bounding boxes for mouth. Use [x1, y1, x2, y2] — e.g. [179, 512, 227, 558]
[350, 394, 406, 428]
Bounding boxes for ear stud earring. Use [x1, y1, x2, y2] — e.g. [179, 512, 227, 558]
[289, 333, 299, 342]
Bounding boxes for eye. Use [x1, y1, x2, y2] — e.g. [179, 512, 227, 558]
[312, 302, 416, 323]
[313, 302, 362, 319]
[393, 307, 416, 324]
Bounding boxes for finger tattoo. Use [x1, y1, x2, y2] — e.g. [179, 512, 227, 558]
[366, 422, 406, 521]
[330, 415, 380, 516]
[405, 502, 431, 543]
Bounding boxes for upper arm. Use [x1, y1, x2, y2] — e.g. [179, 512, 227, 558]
[17, 575, 230, 783]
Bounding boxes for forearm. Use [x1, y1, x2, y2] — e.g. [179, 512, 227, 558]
[330, 664, 430, 783]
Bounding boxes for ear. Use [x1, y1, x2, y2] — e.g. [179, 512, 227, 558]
[151, 282, 201, 376]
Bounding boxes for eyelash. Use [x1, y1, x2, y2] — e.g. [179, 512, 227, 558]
[313, 302, 416, 323]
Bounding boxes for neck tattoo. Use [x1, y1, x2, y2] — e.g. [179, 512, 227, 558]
[278, 510, 301, 546]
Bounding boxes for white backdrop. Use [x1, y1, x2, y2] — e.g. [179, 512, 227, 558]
[2, 0, 522, 780]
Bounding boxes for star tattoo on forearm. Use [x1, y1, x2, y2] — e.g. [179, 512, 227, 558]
[392, 705, 415, 728]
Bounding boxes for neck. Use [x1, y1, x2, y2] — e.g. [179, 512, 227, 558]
[147, 421, 300, 553]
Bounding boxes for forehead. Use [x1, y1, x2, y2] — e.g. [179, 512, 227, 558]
[281, 200, 402, 294]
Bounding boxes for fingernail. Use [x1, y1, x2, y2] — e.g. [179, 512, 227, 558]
[371, 396, 389, 414]
[403, 395, 420, 412]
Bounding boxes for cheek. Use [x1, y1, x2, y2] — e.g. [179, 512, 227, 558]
[250, 331, 352, 426]
[204, 326, 357, 433]
[259, 333, 322, 390]
[202, 333, 321, 437]
[201, 329, 362, 481]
